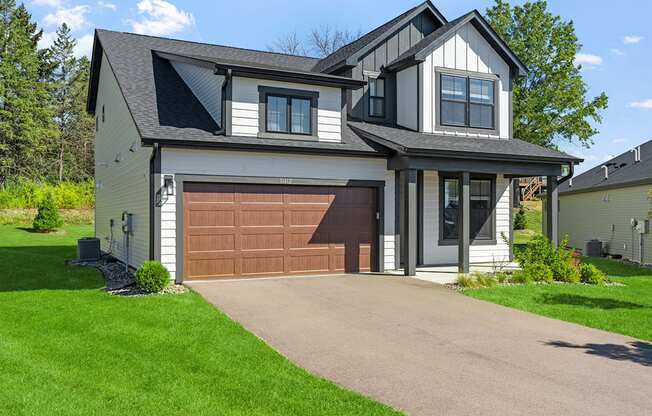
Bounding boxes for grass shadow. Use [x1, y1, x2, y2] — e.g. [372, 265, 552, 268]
[0, 245, 104, 292]
[545, 340, 652, 367]
[537, 293, 644, 310]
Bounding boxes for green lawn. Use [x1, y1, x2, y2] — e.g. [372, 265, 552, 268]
[513, 199, 542, 245]
[465, 257, 652, 341]
[0, 224, 400, 415]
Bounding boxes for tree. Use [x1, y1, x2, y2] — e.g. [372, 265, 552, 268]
[32, 192, 62, 231]
[514, 206, 527, 230]
[309, 26, 361, 57]
[268, 26, 362, 58]
[485, 0, 608, 149]
[0, 0, 58, 183]
[48, 23, 95, 182]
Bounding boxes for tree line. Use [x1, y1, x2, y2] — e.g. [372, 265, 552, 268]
[0, 0, 94, 185]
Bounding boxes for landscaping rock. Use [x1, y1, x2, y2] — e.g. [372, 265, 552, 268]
[68, 256, 186, 296]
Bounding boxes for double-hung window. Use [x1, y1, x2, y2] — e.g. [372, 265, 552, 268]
[440, 74, 495, 130]
[266, 95, 312, 135]
[441, 176, 495, 242]
[368, 78, 385, 118]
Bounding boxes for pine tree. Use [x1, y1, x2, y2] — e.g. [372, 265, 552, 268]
[0, 1, 57, 183]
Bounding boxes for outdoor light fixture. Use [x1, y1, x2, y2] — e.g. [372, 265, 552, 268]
[163, 175, 174, 196]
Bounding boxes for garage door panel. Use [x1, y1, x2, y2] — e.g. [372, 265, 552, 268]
[184, 183, 376, 280]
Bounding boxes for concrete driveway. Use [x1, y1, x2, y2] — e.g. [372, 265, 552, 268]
[187, 275, 652, 416]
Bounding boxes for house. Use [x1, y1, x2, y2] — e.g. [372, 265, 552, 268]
[559, 141, 652, 264]
[87, 1, 579, 282]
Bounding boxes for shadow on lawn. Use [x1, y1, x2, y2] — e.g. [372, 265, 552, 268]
[537, 293, 644, 310]
[0, 246, 104, 292]
[545, 340, 652, 367]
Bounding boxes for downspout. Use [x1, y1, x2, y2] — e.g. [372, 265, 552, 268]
[149, 142, 160, 261]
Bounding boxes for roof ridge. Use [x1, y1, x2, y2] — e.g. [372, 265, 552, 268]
[95, 28, 320, 61]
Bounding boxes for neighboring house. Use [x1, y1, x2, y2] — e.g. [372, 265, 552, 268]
[88, 1, 579, 282]
[559, 141, 652, 264]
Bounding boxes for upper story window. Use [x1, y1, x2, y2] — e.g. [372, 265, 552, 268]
[440, 74, 495, 130]
[368, 78, 385, 118]
[266, 95, 312, 135]
[258, 86, 319, 139]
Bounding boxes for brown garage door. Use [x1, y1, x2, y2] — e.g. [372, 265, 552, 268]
[183, 183, 377, 280]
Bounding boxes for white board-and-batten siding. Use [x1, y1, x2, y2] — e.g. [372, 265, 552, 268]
[231, 77, 343, 142]
[421, 171, 511, 265]
[159, 149, 396, 278]
[420, 22, 510, 139]
[94, 52, 151, 268]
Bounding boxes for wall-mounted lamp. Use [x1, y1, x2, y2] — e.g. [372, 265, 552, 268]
[163, 175, 174, 196]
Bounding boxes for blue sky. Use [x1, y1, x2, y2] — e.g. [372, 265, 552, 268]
[29, 0, 652, 174]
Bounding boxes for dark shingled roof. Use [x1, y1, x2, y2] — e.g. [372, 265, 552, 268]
[348, 121, 581, 163]
[559, 140, 652, 194]
[91, 29, 382, 156]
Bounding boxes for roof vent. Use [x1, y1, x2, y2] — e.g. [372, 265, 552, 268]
[636, 145, 641, 163]
[569, 178, 573, 187]
[601, 165, 608, 180]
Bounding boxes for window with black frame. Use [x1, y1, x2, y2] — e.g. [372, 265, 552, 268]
[441, 177, 494, 241]
[266, 94, 312, 135]
[368, 78, 385, 118]
[440, 74, 495, 130]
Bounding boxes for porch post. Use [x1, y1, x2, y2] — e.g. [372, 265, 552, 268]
[400, 169, 418, 276]
[458, 172, 470, 274]
[545, 175, 559, 246]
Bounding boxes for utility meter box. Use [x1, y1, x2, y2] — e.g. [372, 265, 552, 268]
[635, 219, 650, 234]
[121, 211, 133, 234]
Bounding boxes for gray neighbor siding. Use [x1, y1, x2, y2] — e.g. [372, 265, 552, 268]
[559, 184, 652, 264]
[347, 11, 439, 124]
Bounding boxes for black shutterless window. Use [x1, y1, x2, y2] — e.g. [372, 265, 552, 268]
[368, 78, 385, 118]
[441, 177, 494, 241]
[266, 94, 311, 134]
[440, 74, 495, 129]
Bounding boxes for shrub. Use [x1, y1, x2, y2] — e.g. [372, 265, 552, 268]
[457, 272, 499, 288]
[134, 261, 170, 293]
[553, 260, 581, 283]
[0, 178, 95, 209]
[579, 263, 607, 285]
[523, 262, 553, 283]
[32, 193, 63, 232]
[514, 206, 527, 230]
[510, 270, 532, 284]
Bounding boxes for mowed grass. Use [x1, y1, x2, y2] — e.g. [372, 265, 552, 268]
[465, 257, 652, 341]
[0, 224, 401, 415]
[513, 199, 542, 245]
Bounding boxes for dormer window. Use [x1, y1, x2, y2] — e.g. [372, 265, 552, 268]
[439, 73, 497, 132]
[258, 86, 319, 140]
[368, 78, 385, 118]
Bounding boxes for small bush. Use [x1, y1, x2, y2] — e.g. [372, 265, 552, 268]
[514, 206, 527, 230]
[134, 261, 170, 293]
[32, 193, 63, 232]
[523, 262, 554, 283]
[510, 270, 532, 284]
[553, 260, 581, 283]
[579, 263, 607, 285]
[457, 272, 498, 288]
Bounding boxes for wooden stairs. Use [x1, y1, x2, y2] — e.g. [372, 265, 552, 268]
[521, 177, 544, 201]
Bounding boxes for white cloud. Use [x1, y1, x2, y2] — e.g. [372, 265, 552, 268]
[610, 48, 625, 56]
[575, 53, 603, 66]
[38, 31, 57, 50]
[32, 0, 63, 7]
[613, 138, 628, 144]
[75, 33, 94, 57]
[97, 1, 117, 11]
[43, 5, 91, 31]
[623, 35, 643, 45]
[629, 99, 652, 109]
[128, 0, 194, 36]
